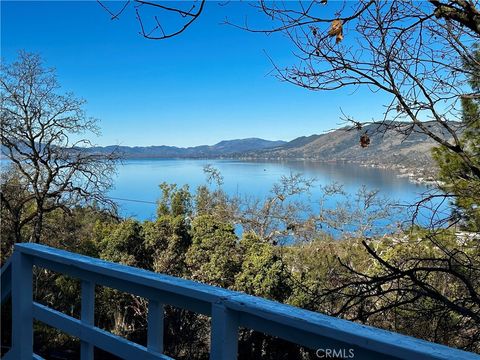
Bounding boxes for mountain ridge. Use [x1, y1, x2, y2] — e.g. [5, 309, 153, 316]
[232, 121, 462, 180]
[86, 138, 287, 159]
[84, 121, 461, 179]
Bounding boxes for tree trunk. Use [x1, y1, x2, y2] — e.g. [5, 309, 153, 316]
[32, 203, 43, 244]
[12, 211, 22, 244]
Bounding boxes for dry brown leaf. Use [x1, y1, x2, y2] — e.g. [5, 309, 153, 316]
[328, 19, 343, 37]
[360, 133, 370, 148]
[336, 32, 344, 43]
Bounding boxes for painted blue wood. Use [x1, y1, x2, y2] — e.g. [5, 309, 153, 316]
[0, 350, 41, 360]
[80, 280, 95, 360]
[148, 299, 165, 354]
[210, 302, 238, 360]
[0, 258, 12, 303]
[4, 243, 480, 360]
[17, 243, 233, 304]
[225, 291, 479, 360]
[0, 259, 13, 360]
[1, 350, 13, 360]
[32, 302, 173, 360]
[11, 250, 33, 360]
[26, 248, 216, 315]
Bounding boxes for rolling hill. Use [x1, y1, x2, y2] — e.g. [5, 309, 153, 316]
[86, 138, 287, 159]
[235, 121, 462, 177]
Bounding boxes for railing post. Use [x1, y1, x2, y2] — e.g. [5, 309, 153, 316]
[147, 299, 164, 354]
[11, 249, 33, 360]
[81, 280, 95, 360]
[210, 302, 238, 360]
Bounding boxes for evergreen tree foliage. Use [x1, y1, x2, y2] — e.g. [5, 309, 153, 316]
[433, 45, 480, 230]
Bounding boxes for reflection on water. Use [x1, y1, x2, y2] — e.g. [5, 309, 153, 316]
[110, 159, 445, 234]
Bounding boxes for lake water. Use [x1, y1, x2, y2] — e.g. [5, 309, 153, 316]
[109, 159, 446, 234]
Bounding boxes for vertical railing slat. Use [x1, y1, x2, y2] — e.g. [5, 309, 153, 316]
[80, 280, 95, 360]
[147, 299, 165, 354]
[11, 250, 33, 360]
[210, 302, 238, 360]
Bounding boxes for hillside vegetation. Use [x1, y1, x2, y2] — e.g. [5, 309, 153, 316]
[239, 122, 462, 177]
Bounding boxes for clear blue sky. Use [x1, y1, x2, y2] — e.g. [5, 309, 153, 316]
[1, 1, 390, 147]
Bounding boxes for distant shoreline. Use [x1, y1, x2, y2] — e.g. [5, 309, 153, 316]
[115, 156, 438, 186]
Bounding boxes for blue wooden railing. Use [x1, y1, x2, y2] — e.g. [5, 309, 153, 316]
[1, 243, 479, 360]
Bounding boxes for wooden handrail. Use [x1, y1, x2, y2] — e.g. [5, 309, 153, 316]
[1, 243, 479, 360]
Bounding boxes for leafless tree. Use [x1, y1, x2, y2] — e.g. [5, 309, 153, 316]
[97, 0, 480, 350]
[97, 0, 205, 40]
[0, 52, 118, 244]
[208, 171, 398, 245]
[222, 1, 480, 348]
[226, 1, 478, 168]
[237, 173, 317, 244]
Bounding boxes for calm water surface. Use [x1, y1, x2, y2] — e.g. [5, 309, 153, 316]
[110, 159, 444, 231]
